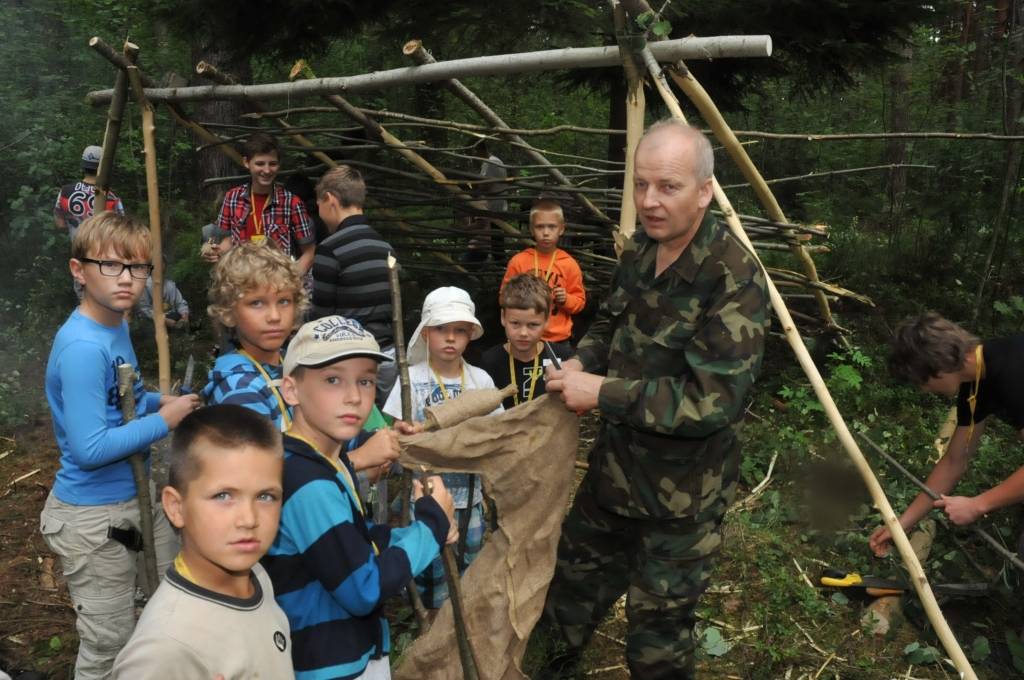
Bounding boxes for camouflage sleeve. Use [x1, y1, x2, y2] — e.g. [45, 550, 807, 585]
[597, 275, 768, 438]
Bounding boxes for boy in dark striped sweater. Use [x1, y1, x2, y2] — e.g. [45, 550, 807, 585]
[265, 315, 457, 679]
[312, 165, 397, 406]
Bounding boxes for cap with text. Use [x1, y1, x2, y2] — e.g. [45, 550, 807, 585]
[283, 316, 392, 376]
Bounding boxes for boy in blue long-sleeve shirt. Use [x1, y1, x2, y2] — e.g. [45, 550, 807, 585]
[264, 315, 457, 679]
[39, 212, 200, 680]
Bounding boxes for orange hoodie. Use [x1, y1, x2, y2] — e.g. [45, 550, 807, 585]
[500, 247, 586, 342]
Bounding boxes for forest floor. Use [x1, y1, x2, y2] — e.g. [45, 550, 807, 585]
[1, 323, 1022, 679]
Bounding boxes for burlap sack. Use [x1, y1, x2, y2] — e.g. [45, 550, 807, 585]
[394, 394, 579, 680]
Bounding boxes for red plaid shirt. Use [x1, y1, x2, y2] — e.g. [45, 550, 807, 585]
[217, 183, 314, 254]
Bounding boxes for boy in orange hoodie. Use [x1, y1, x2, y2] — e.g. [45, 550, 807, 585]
[500, 199, 585, 353]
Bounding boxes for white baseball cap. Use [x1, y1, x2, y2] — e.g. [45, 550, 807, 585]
[407, 287, 484, 364]
[81, 145, 103, 171]
[283, 316, 392, 376]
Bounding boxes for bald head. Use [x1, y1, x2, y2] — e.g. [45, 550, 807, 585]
[637, 120, 714, 183]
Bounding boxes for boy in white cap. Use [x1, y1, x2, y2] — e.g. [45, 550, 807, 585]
[266, 315, 457, 679]
[382, 286, 501, 609]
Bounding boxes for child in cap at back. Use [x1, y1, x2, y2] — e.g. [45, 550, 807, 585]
[111, 404, 293, 679]
[266, 315, 457, 679]
[382, 286, 502, 609]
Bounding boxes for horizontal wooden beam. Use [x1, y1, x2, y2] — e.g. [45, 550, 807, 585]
[86, 35, 771, 105]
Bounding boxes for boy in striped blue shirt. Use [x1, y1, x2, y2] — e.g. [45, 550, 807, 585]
[265, 315, 457, 679]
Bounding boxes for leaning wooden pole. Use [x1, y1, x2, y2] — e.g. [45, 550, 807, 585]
[117, 364, 159, 596]
[126, 65, 171, 394]
[664, 67, 837, 331]
[403, 40, 612, 227]
[387, 254, 431, 633]
[291, 62, 521, 238]
[195, 61, 338, 170]
[93, 40, 138, 209]
[636, 42, 978, 680]
[88, 37, 244, 168]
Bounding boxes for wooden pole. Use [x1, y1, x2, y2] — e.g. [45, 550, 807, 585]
[88, 37, 244, 168]
[387, 254, 431, 633]
[290, 63, 521, 238]
[635, 41, 979, 680]
[86, 36, 772, 105]
[117, 364, 159, 596]
[612, 1, 645, 254]
[421, 475, 481, 680]
[194, 61, 339, 170]
[126, 65, 171, 395]
[402, 40, 612, 226]
[94, 40, 138, 209]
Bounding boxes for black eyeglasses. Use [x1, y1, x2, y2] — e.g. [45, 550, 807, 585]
[79, 258, 154, 280]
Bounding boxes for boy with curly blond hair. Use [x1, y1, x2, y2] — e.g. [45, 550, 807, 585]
[201, 242, 308, 430]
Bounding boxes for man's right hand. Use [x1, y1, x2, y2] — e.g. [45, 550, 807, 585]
[159, 394, 201, 429]
[544, 358, 583, 384]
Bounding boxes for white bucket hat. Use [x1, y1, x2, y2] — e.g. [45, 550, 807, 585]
[407, 287, 484, 364]
[283, 316, 392, 377]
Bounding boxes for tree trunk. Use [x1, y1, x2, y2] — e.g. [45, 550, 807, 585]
[190, 41, 251, 203]
[885, 43, 913, 244]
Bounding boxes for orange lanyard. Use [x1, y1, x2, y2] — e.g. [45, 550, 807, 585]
[966, 344, 985, 444]
[238, 350, 292, 431]
[508, 348, 541, 406]
[532, 249, 557, 283]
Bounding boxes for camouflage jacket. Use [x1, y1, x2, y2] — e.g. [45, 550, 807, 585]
[574, 212, 769, 519]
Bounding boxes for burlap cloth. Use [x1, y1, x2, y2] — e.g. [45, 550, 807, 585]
[394, 394, 579, 680]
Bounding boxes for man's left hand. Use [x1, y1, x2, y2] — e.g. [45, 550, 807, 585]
[933, 495, 984, 525]
[546, 370, 603, 412]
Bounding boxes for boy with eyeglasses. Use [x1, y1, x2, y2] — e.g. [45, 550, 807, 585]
[40, 211, 200, 679]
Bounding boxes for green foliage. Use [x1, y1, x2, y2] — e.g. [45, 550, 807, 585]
[903, 641, 942, 665]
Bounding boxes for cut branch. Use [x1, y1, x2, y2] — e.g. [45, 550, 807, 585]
[86, 36, 772, 105]
[403, 40, 612, 226]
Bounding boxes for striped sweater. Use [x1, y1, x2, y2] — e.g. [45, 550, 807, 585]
[263, 433, 449, 680]
[311, 215, 395, 347]
[200, 350, 288, 430]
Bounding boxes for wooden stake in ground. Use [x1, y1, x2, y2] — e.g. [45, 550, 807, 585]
[421, 472, 481, 680]
[633, 36, 979, 680]
[126, 65, 171, 395]
[611, 1, 645, 254]
[387, 254, 431, 632]
[116, 364, 158, 596]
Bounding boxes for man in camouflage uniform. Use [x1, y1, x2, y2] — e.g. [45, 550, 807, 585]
[542, 120, 769, 679]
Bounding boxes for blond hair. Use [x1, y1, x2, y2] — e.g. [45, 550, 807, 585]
[316, 165, 366, 208]
[207, 242, 308, 326]
[529, 199, 565, 226]
[500, 273, 551, 316]
[72, 211, 151, 262]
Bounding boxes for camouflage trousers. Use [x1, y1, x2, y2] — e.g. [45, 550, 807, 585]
[544, 487, 723, 679]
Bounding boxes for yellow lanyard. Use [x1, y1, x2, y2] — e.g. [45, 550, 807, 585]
[430, 361, 464, 402]
[250, 187, 266, 236]
[174, 552, 196, 583]
[285, 431, 378, 555]
[966, 344, 985, 444]
[508, 348, 541, 406]
[238, 350, 292, 431]
[532, 249, 557, 283]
